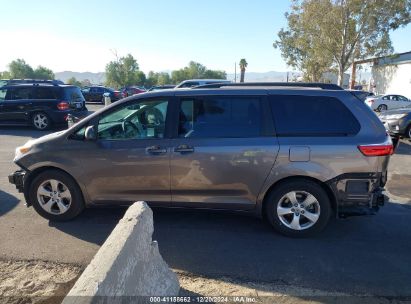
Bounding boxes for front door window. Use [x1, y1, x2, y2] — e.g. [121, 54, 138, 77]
[97, 98, 168, 140]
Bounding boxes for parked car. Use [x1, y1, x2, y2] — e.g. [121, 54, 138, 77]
[81, 86, 124, 103]
[8, 82, 391, 237]
[0, 83, 87, 130]
[148, 85, 175, 91]
[1, 79, 64, 89]
[365, 94, 411, 111]
[175, 79, 231, 88]
[347, 90, 374, 102]
[379, 108, 411, 139]
[120, 86, 146, 97]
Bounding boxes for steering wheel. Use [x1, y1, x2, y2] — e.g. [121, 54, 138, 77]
[121, 121, 140, 137]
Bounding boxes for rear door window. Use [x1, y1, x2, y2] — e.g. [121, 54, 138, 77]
[178, 96, 262, 138]
[269, 95, 360, 136]
[8, 87, 34, 100]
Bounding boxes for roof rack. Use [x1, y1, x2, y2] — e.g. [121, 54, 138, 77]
[7, 79, 64, 86]
[193, 82, 343, 90]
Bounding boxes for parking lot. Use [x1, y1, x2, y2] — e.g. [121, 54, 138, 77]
[1, 103, 411, 298]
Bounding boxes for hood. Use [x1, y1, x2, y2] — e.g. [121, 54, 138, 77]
[25, 130, 66, 147]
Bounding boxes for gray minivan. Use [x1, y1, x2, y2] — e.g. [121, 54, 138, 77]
[9, 83, 392, 237]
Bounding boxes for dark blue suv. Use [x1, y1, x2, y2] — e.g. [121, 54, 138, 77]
[0, 83, 88, 130]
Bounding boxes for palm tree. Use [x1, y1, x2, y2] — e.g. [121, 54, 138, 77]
[239, 59, 248, 83]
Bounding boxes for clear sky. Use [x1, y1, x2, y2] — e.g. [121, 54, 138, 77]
[1, 0, 411, 74]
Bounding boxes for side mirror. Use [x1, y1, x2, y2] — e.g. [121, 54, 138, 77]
[84, 125, 97, 141]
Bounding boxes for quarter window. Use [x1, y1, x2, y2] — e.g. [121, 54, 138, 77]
[178, 96, 262, 138]
[269, 95, 360, 136]
[35, 87, 58, 99]
[97, 98, 168, 140]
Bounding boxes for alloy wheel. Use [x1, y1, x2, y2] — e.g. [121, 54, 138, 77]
[33, 113, 49, 130]
[36, 179, 72, 215]
[276, 191, 321, 230]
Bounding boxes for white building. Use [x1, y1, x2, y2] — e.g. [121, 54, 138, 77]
[371, 51, 411, 98]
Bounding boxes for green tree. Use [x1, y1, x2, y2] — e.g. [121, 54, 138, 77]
[67, 77, 82, 86]
[146, 71, 172, 87]
[135, 70, 146, 86]
[239, 59, 248, 83]
[171, 61, 226, 83]
[156, 72, 172, 85]
[105, 53, 146, 88]
[0, 71, 11, 79]
[33, 66, 55, 80]
[80, 79, 92, 87]
[9, 59, 34, 79]
[274, 0, 411, 85]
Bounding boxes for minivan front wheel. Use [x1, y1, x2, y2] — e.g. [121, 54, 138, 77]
[377, 104, 388, 112]
[31, 112, 51, 130]
[265, 180, 331, 237]
[29, 170, 84, 221]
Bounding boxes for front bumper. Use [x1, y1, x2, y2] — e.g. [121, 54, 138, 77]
[381, 118, 408, 136]
[8, 170, 26, 193]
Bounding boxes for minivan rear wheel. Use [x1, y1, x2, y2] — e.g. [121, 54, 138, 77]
[31, 112, 51, 130]
[265, 180, 331, 237]
[29, 170, 85, 221]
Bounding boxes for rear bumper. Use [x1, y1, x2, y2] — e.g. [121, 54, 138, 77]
[326, 173, 388, 217]
[49, 109, 89, 125]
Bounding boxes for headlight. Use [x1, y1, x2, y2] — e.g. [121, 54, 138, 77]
[14, 143, 32, 161]
[384, 114, 407, 120]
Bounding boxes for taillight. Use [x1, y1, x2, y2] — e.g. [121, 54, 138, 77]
[57, 101, 69, 111]
[358, 144, 393, 156]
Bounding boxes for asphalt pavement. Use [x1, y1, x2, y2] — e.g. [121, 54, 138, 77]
[0, 103, 410, 298]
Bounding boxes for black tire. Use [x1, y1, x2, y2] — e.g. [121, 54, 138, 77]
[31, 112, 52, 130]
[377, 104, 387, 112]
[28, 170, 85, 221]
[265, 179, 331, 237]
[406, 124, 411, 139]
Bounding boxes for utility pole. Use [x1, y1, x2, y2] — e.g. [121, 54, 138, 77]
[286, 71, 289, 82]
[234, 62, 237, 83]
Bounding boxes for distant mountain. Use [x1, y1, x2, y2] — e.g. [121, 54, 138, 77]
[55, 71, 106, 84]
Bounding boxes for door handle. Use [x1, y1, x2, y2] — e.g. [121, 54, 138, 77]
[174, 144, 194, 153]
[146, 145, 167, 154]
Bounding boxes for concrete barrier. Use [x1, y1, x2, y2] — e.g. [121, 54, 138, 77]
[63, 201, 179, 303]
